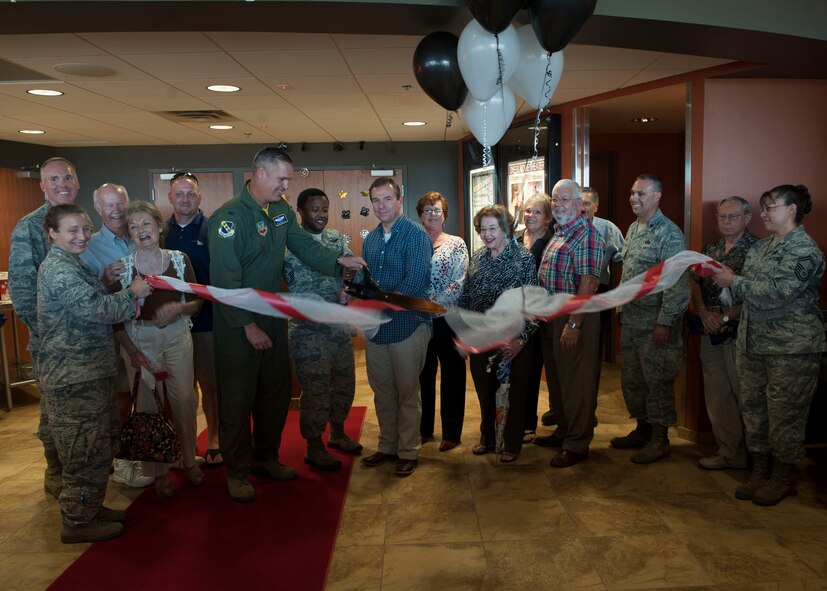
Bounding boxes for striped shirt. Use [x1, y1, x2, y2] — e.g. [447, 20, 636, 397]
[539, 214, 604, 295]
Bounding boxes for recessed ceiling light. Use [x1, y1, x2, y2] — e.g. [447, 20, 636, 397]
[19, 129, 46, 134]
[631, 116, 658, 123]
[207, 84, 240, 93]
[209, 124, 234, 130]
[403, 121, 427, 127]
[27, 89, 63, 97]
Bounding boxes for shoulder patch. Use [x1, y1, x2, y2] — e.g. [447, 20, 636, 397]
[272, 214, 287, 227]
[794, 254, 818, 282]
[218, 220, 235, 239]
[256, 220, 268, 236]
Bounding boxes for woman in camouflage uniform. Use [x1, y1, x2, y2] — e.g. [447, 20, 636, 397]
[714, 184, 825, 506]
[37, 204, 151, 543]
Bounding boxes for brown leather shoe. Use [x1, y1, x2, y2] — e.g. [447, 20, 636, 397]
[534, 434, 564, 448]
[439, 440, 460, 452]
[360, 451, 398, 467]
[550, 450, 588, 468]
[395, 459, 418, 477]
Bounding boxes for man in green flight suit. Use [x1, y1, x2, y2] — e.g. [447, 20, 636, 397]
[209, 147, 366, 502]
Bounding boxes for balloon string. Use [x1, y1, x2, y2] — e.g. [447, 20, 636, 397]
[532, 53, 554, 160]
[495, 34, 504, 87]
[482, 103, 490, 167]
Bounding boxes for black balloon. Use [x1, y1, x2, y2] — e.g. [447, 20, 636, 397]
[468, 0, 523, 35]
[529, 0, 597, 53]
[413, 31, 468, 111]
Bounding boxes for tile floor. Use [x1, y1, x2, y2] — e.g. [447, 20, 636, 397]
[1, 353, 826, 590]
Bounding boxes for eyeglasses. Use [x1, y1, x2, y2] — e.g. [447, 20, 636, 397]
[760, 204, 788, 213]
[716, 214, 744, 222]
[170, 171, 199, 184]
[550, 196, 574, 205]
[423, 208, 444, 215]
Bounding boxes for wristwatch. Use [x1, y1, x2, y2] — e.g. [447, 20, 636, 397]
[567, 321, 580, 330]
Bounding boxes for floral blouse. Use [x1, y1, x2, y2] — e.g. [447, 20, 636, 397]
[427, 234, 469, 315]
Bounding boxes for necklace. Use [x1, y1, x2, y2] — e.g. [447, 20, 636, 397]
[136, 248, 166, 276]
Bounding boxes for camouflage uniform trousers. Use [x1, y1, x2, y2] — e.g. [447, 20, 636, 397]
[289, 322, 356, 440]
[30, 357, 62, 476]
[42, 377, 118, 527]
[736, 350, 820, 464]
[620, 318, 682, 427]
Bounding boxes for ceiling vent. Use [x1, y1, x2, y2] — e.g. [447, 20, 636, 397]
[155, 110, 238, 124]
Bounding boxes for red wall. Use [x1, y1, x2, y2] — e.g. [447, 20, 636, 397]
[590, 132, 685, 234]
[702, 80, 827, 249]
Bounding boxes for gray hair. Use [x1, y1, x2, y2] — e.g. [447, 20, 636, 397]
[552, 179, 582, 201]
[582, 187, 599, 205]
[93, 183, 129, 208]
[253, 146, 292, 172]
[718, 195, 750, 214]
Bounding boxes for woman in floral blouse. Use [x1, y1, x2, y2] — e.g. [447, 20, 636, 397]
[417, 192, 469, 451]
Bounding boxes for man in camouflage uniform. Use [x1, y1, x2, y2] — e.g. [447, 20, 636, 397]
[284, 188, 363, 472]
[37, 203, 148, 543]
[611, 174, 689, 464]
[691, 196, 756, 470]
[8, 157, 79, 498]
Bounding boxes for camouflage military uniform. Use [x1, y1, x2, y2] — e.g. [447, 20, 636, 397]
[619, 209, 689, 426]
[730, 226, 825, 463]
[7, 202, 61, 471]
[284, 229, 355, 440]
[37, 245, 137, 526]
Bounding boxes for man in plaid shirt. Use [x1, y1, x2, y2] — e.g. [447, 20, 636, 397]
[533, 179, 604, 468]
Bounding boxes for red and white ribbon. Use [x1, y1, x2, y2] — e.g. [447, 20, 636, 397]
[446, 250, 722, 353]
[145, 275, 396, 331]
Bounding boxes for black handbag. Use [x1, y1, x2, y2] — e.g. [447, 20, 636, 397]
[116, 372, 182, 464]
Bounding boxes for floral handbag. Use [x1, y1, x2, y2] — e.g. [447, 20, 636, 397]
[116, 371, 182, 464]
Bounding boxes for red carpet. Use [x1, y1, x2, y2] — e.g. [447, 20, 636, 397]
[49, 406, 366, 591]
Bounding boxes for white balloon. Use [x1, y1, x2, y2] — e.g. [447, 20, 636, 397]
[509, 24, 564, 110]
[459, 86, 517, 148]
[457, 20, 520, 102]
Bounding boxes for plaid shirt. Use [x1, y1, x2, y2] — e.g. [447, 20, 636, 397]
[538, 213, 604, 295]
[362, 215, 432, 344]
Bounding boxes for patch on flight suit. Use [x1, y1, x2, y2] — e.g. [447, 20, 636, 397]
[218, 220, 235, 239]
[256, 220, 268, 236]
[272, 214, 287, 227]
[794, 254, 818, 282]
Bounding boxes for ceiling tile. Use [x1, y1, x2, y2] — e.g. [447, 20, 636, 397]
[166, 77, 275, 97]
[118, 97, 217, 111]
[78, 32, 220, 55]
[262, 76, 362, 94]
[621, 69, 688, 87]
[119, 52, 250, 79]
[343, 47, 414, 75]
[206, 32, 337, 52]
[333, 34, 421, 49]
[71, 80, 190, 99]
[356, 74, 419, 93]
[8, 55, 153, 81]
[562, 44, 662, 70]
[556, 70, 639, 89]
[0, 34, 107, 58]
[287, 94, 371, 109]
[206, 95, 294, 110]
[231, 50, 350, 78]
[368, 91, 435, 108]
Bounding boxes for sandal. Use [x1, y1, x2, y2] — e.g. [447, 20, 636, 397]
[204, 448, 224, 467]
[185, 465, 204, 487]
[499, 452, 519, 463]
[523, 430, 536, 443]
[155, 475, 175, 497]
[472, 443, 494, 456]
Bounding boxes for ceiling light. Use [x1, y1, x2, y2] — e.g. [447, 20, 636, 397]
[19, 129, 45, 134]
[403, 121, 426, 127]
[207, 84, 240, 93]
[631, 116, 658, 123]
[209, 125, 233, 130]
[27, 89, 63, 97]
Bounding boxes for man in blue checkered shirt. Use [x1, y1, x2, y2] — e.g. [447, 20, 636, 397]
[359, 177, 432, 477]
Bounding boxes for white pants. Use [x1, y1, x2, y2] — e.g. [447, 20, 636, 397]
[123, 318, 197, 477]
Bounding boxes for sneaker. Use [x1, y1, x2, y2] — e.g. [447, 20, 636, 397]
[227, 477, 256, 502]
[61, 517, 124, 544]
[250, 459, 297, 481]
[113, 459, 154, 488]
[698, 453, 749, 470]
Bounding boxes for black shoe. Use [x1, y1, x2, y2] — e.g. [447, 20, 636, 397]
[550, 449, 588, 468]
[534, 435, 564, 448]
[395, 459, 418, 477]
[541, 410, 556, 426]
[361, 451, 398, 467]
